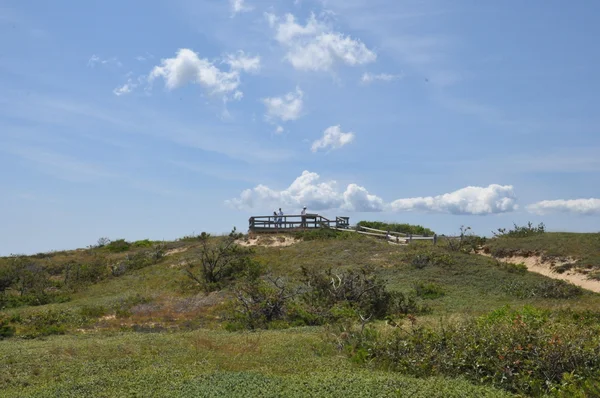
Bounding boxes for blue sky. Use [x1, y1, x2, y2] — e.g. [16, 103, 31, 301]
[1, 0, 599, 255]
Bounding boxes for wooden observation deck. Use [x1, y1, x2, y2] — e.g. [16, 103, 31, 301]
[249, 214, 350, 233]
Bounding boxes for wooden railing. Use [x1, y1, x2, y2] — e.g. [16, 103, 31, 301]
[352, 225, 438, 245]
[249, 214, 350, 232]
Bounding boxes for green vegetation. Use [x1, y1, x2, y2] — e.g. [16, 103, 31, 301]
[357, 220, 435, 236]
[1, 224, 600, 396]
[340, 306, 600, 396]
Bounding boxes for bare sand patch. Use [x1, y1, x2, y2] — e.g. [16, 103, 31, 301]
[236, 235, 298, 248]
[481, 253, 600, 293]
[165, 247, 189, 256]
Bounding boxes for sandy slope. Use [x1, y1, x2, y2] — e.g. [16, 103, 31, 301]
[481, 253, 600, 293]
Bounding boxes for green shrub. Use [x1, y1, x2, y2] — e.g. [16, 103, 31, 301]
[0, 315, 15, 339]
[503, 279, 583, 299]
[414, 282, 445, 299]
[79, 305, 108, 319]
[496, 261, 527, 274]
[111, 294, 151, 319]
[132, 239, 155, 248]
[339, 306, 600, 395]
[17, 309, 83, 338]
[295, 227, 344, 241]
[357, 221, 435, 236]
[409, 250, 455, 269]
[104, 239, 131, 253]
[493, 222, 546, 238]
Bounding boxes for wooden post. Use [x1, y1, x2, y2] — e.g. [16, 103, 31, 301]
[409, 234, 413, 243]
[433, 234, 437, 245]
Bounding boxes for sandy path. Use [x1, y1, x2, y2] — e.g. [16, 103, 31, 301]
[236, 236, 298, 248]
[481, 253, 600, 293]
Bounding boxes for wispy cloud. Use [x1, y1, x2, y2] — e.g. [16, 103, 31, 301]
[2, 145, 115, 183]
[360, 72, 403, 85]
[230, 0, 253, 15]
[88, 54, 122, 68]
[266, 12, 376, 72]
[0, 90, 293, 164]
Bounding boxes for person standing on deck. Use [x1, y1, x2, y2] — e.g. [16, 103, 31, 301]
[278, 208, 284, 228]
[300, 206, 307, 228]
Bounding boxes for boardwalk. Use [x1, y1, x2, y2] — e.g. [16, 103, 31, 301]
[248, 214, 437, 245]
[249, 214, 350, 233]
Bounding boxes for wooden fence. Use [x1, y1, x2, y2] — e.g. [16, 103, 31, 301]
[349, 225, 437, 245]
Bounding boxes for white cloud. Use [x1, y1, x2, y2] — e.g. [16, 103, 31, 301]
[267, 13, 376, 72]
[390, 185, 518, 215]
[275, 125, 284, 134]
[311, 125, 355, 152]
[228, 172, 517, 215]
[88, 55, 122, 68]
[527, 198, 600, 215]
[233, 91, 244, 100]
[361, 72, 402, 85]
[231, 0, 252, 15]
[262, 87, 304, 122]
[226, 170, 384, 212]
[113, 79, 136, 96]
[224, 51, 261, 73]
[149, 48, 257, 100]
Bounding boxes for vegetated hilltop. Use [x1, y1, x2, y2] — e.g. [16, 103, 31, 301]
[483, 222, 600, 279]
[1, 224, 600, 397]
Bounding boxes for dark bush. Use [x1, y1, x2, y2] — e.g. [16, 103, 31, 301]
[185, 228, 254, 291]
[226, 266, 430, 331]
[0, 316, 15, 339]
[413, 282, 445, 299]
[226, 276, 297, 331]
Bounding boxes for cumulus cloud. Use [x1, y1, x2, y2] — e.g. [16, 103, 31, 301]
[361, 72, 402, 85]
[228, 172, 517, 216]
[262, 87, 304, 122]
[311, 125, 355, 152]
[527, 198, 600, 215]
[266, 13, 376, 72]
[231, 0, 252, 15]
[148, 48, 259, 100]
[226, 170, 384, 212]
[390, 185, 518, 215]
[275, 125, 284, 134]
[224, 51, 261, 73]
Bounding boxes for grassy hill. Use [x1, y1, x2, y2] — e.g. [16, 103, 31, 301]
[1, 228, 600, 396]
